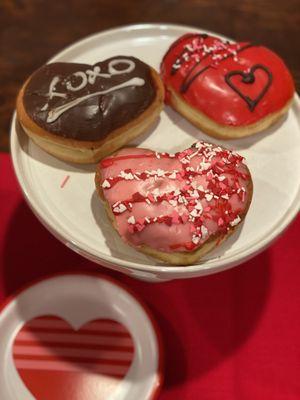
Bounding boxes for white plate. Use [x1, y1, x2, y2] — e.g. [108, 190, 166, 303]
[10, 23, 300, 281]
[0, 273, 163, 399]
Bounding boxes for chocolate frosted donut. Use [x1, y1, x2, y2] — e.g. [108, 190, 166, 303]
[17, 56, 164, 163]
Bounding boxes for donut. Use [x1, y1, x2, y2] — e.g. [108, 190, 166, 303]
[95, 141, 253, 265]
[161, 33, 294, 139]
[16, 57, 164, 163]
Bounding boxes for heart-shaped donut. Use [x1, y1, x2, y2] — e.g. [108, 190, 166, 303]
[17, 57, 164, 163]
[95, 141, 252, 265]
[161, 33, 294, 139]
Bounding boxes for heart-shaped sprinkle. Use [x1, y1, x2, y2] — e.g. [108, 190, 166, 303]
[22, 57, 156, 141]
[161, 33, 294, 127]
[13, 316, 134, 400]
[96, 141, 252, 255]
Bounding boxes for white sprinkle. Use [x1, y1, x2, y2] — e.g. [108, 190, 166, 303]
[146, 199, 151, 205]
[114, 203, 127, 214]
[218, 176, 226, 181]
[127, 216, 136, 225]
[190, 209, 199, 217]
[119, 171, 134, 180]
[102, 179, 111, 189]
[156, 169, 165, 177]
[201, 225, 209, 239]
[195, 201, 203, 211]
[200, 162, 211, 170]
[192, 236, 200, 245]
[155, 152, 161, 159]
[205, 193, 213, 202]
[169, 171, 177, 179]
[169, 199, 178, 207]
[221, 194, 230, 200]
[145, 217, 151, 224]
[197, 185, 205, 192]
[230, 216, 241, 227]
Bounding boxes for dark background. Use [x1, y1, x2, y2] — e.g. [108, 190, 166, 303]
[1, 0, 299, 152]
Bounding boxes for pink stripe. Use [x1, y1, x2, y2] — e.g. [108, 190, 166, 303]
[16, 332, 133, 347]
[15, 359, 129, 375]
[26, 319, 128, 333]
[13, 345, 133, 360]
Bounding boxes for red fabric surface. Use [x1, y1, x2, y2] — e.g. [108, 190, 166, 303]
[0, 152, 300, 399]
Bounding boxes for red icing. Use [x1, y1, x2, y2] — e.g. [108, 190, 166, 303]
[161, 33, 294, 127]
[99, 142, 252, 254]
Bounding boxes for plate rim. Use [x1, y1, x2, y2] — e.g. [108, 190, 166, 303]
[0, 271, 164, 399]
[10, 22, 300, 274]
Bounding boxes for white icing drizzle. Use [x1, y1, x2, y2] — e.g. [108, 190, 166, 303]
[47, 76, 67, 99]
[46, 77, 145, 123]
[108, 59, 135, 75]
[42, 58, 140, 120]
[66, 71, 87, 91]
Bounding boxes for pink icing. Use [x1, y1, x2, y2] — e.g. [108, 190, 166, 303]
[98, 141, 251, 253]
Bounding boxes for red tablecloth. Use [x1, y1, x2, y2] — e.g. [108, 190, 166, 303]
[1, 152, 300, 399]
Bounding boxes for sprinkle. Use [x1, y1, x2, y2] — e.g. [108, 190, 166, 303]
[190, 209, 199, 217]
[205, 193, 213, 202]
[145, 217, 151, 224]
[230, 216, 241, 227]
[102, 179, 111, 189]
[169, 199, 178, 207]
[195, 201, 203, 211]
[169, 171, 177, 179]
[221, 194, 230, 200]
[218, 218, 224, 226]
[119, 171, 134, 180]
[201, 225, 209, 238]
[60, 175, 70, 189]
[127, 216, 136, 224]
[192, 236, 200, 245]
[113, 203, 127, 214]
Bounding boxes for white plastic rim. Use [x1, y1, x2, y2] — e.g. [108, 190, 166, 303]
[10, 23, 300, 281]
[0, 273, 163, 399]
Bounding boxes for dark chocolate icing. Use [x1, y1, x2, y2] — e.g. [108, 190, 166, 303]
[23, 56, 156, 141]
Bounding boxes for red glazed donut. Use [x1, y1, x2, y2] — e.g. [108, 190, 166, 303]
[161, 33, 294, 139]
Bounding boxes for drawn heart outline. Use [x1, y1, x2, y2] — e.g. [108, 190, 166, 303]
[225, 64, 273, 111]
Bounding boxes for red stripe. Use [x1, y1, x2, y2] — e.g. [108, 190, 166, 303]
[15, 359, 129, 375]
[13, 345, 133, 360]
[21, 327, 132, 337]
[14, 340, 134, 352]
[27, 318, 128, 333]
[14, 354, 132, 366]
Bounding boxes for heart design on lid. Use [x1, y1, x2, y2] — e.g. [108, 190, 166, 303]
[96, 141, 252, 263]
[13, 316, 134, 400]
[161, 33, 294, 127]
[21, 56, 157, 141]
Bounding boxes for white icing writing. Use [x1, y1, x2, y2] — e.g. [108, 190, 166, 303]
[46, 77, 145, 123]
[42, 59, 139, 119]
